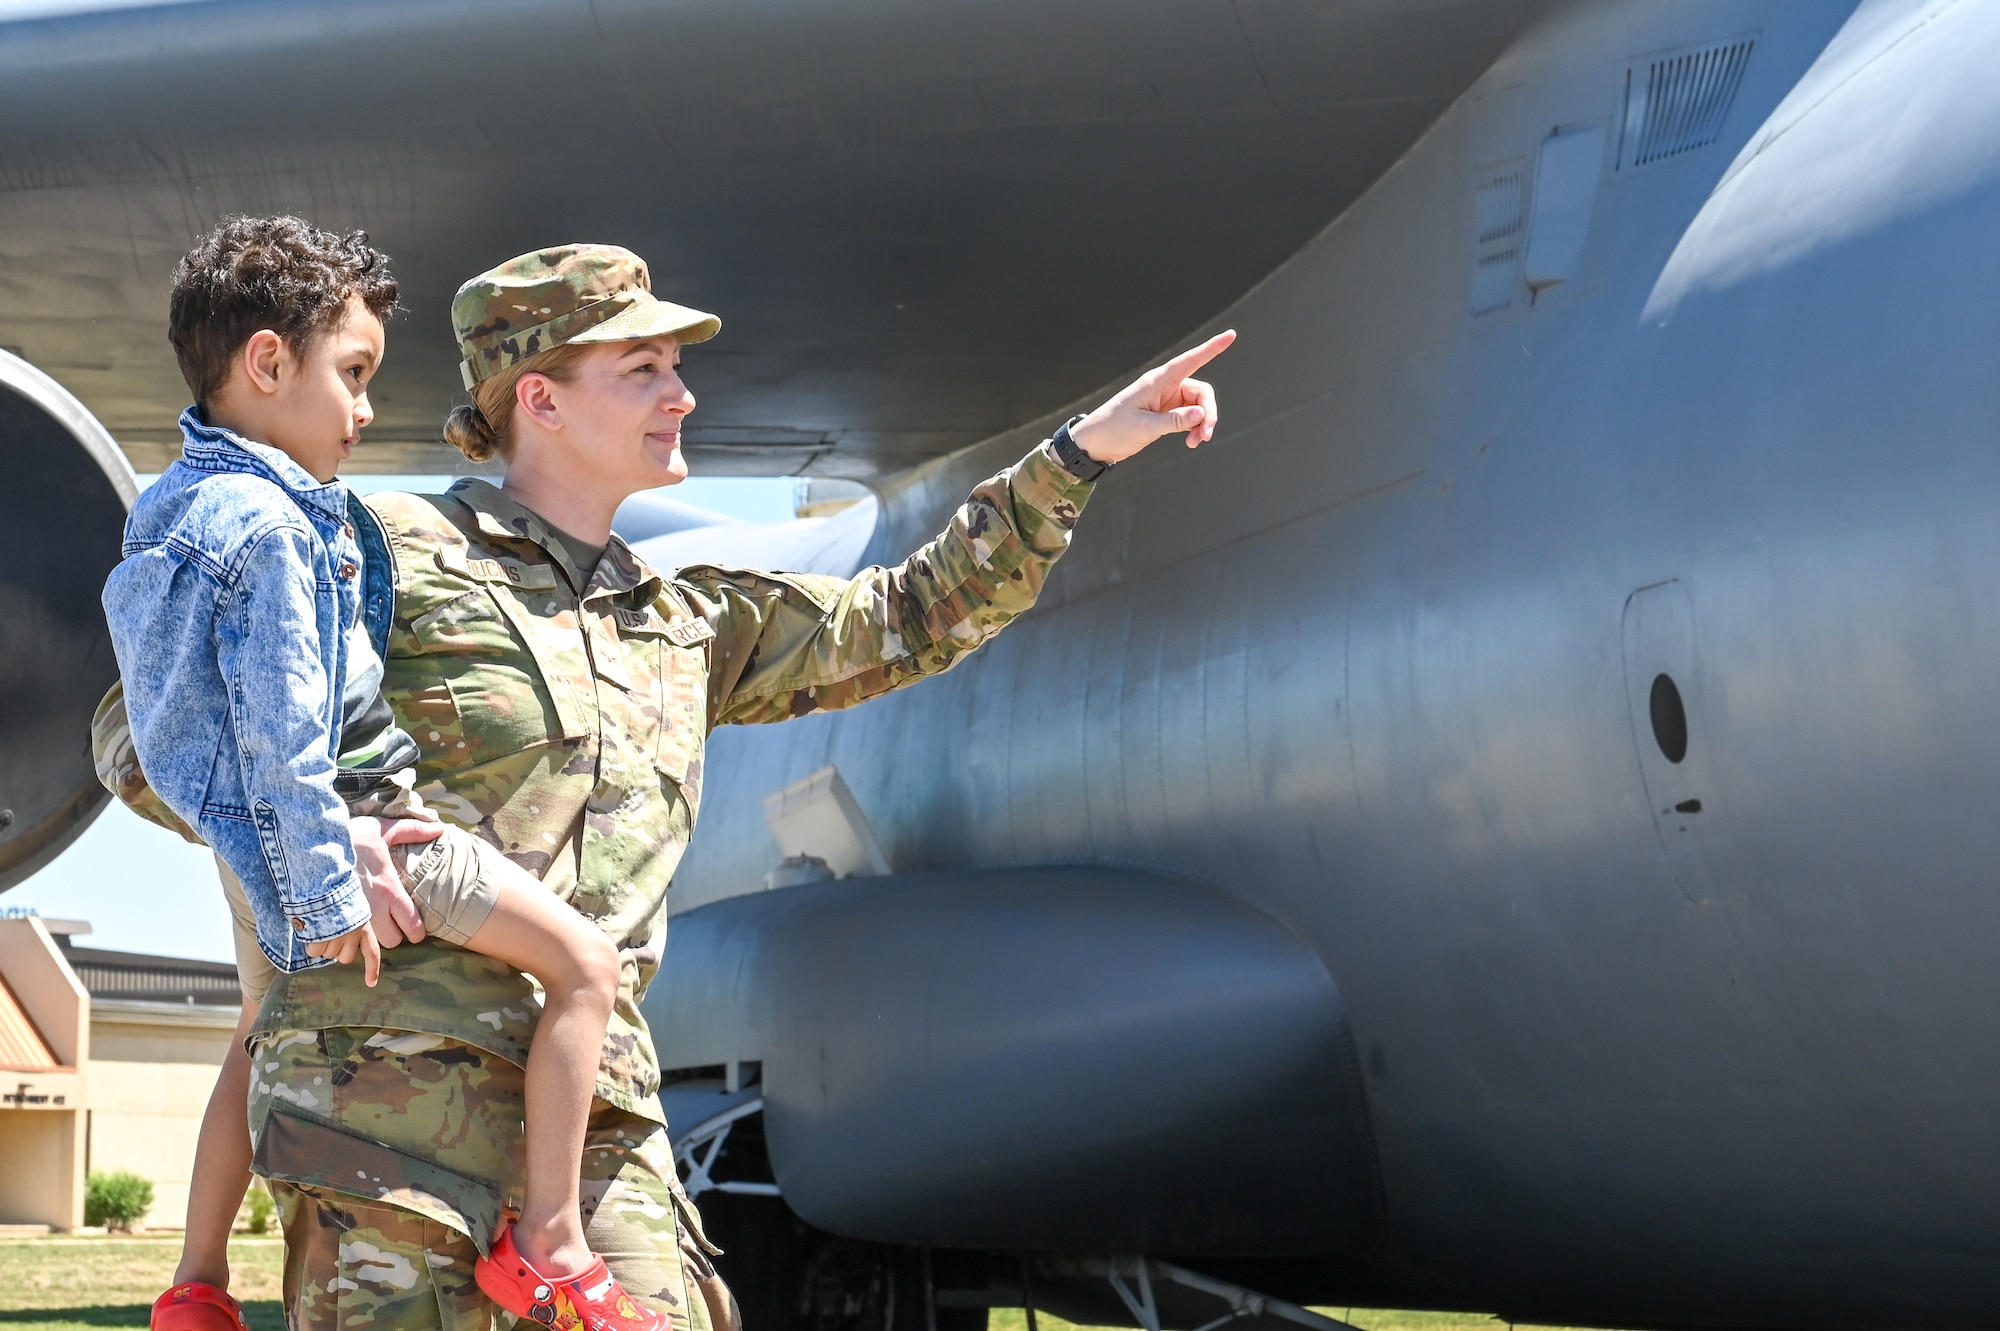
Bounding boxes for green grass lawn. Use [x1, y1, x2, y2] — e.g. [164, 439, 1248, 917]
[991, 1310, 1534, 1331]
[0, 1237, 284, 1331]
[0, 1238, 1579, 1331]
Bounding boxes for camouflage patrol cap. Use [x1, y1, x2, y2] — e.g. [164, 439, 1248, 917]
[453, 244, 720, 389]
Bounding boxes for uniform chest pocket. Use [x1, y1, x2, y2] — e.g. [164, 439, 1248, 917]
[659, 641, 711, 810]
[403, 578, 595, 759]
[609, 608, 713, 802]
[411, 589, 513, 656]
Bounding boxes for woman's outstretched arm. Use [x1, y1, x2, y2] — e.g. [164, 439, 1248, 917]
[688, 332, 1235, 726]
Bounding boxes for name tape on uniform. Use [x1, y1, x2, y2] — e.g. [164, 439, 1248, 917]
[612, 607, 716, 647]
[439, 550, 561, 591]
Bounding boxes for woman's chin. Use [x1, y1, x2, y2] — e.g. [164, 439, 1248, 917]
[655, 458, 689, 487]
[642, 439, 689, 486]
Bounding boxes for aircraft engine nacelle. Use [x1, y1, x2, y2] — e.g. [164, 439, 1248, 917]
[649, 866, 1385, 1256]
[0, 351, 135, 891]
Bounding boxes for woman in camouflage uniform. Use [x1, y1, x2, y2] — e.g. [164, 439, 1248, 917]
[227, 244, 1231, 1331]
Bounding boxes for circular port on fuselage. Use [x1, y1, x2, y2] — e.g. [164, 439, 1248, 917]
[1650, 672, 1689, 764]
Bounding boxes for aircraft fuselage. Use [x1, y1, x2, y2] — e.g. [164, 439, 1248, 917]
[656, 2, 2000, 1325]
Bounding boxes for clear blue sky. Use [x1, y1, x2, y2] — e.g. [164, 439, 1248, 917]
[3, 470, 795, 962]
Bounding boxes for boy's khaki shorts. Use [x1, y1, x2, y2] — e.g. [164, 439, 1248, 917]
[220, 824, 505, 1006]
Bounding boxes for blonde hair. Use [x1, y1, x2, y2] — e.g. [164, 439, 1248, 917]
[440, 342, 594, 462]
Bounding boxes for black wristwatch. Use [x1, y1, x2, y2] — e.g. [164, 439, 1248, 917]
[1050, 414, 1110, 482]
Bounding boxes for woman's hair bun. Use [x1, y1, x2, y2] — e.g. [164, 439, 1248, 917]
[442, 402, 501, 462]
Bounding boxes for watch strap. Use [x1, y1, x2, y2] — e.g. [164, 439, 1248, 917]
[1050, 414, 1109, 482]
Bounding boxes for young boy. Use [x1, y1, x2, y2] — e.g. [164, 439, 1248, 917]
[101, 216, 659, 1331]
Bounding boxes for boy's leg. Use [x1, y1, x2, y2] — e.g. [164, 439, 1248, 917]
[174, 1004, 257, 1287]
[172, 855, 272, 1290]
[395, 829, 620, 1277]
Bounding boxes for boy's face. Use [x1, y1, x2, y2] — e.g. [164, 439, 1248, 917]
[216, 294, 385, 483]
[269, 296, 385, 482]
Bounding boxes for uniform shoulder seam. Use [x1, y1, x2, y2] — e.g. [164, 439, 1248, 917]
[363, 488, 459, 530]
[366, 490, 471, 565]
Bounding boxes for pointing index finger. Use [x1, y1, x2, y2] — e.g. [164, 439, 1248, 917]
[1162, 329, 1237, 381]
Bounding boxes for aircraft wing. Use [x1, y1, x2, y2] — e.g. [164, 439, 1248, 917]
[0, 0, 1532, 479]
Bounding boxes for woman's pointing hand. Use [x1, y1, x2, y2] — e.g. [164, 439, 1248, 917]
[1068, 329, 1236, 466]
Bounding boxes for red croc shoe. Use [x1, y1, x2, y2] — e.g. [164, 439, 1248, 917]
[151, 1283, 250, 1331]
[474, 1225, 668, 1331]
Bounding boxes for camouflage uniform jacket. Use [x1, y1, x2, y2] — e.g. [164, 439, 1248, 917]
[243, 439, 1093, 1222]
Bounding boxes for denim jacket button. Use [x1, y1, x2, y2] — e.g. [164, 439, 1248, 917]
[338, 562, 358, 580]
[290, 918, 306, 931]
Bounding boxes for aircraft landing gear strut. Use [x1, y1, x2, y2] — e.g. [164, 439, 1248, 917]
[1052, 1257, 1363, 1331]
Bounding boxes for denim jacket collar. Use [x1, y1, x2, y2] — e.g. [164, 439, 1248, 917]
[176, 407, 350, 524]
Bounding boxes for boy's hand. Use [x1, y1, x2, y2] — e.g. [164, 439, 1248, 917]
[305, 922, 382, 987]
[349, 815, 444, 947]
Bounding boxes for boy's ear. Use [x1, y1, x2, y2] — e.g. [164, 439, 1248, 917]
[240, 329, 289, 397]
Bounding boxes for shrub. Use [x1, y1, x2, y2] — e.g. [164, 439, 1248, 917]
[240, 1179, 276, 1235]
[84, 1170, 154, 1231]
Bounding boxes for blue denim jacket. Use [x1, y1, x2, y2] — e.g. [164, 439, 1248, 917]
[102, 409, 396, 972]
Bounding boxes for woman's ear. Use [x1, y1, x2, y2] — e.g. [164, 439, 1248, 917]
[516, 372, 562, 430]
[240, 329, 288, 396]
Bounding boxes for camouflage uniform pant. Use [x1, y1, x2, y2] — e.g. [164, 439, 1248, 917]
[254, 1029, 734, 1331]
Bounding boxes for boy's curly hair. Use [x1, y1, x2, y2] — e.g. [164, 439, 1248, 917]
[168, 215, 399, 409]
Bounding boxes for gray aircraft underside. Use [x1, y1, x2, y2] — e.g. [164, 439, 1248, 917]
[1, 1, 1993, 1328]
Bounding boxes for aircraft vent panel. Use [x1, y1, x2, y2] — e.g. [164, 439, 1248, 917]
[1619, 36, 1756, 170]
[1473, 171, 1524, 243]
[1471, 250, 1520, 315]
[1469, 159, 1527, 316]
